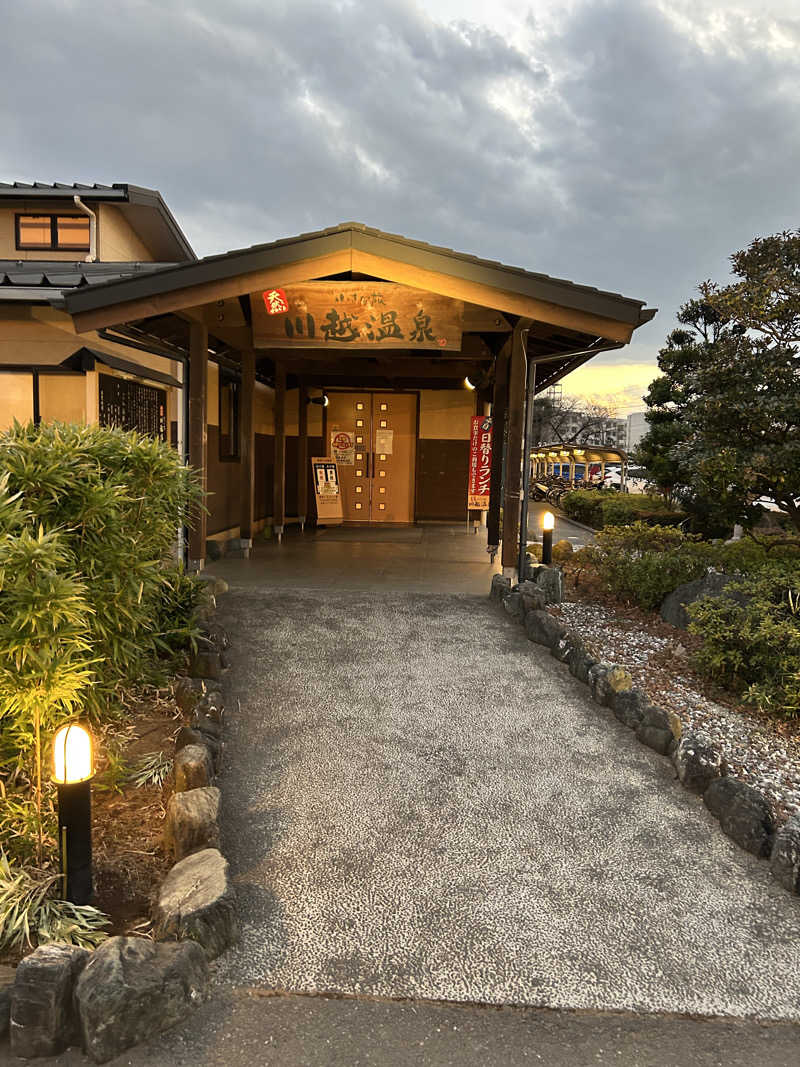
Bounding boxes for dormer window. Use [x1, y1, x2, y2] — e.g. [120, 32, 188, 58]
[15, 214, 90, 252]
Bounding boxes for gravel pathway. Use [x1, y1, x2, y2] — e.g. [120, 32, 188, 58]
[554, 600, 800, 825]
[214, 587, 800, 1020]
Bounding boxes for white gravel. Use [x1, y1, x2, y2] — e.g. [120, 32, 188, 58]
[554, 600, 800, 825]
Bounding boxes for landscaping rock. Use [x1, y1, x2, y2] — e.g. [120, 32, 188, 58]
[587, 663, 609, 703]
[550, 629, 579, 663]
[10, 944, 88, 1058]
[195, 692, 224, 724]
[174, 744, 214, 792]
[175, 727, 221, 773]
[490, 574, 512, 600]
[174, 676, 207, 713]
[190, 710, 222, 740]
[196, 573, 229, 596]
[164, 786, 221, 859]
[518, 581, 546, 616]
[674, 732, 727, 794]
[524, 609, 566, 648]
[503, 589, 523, 619]
[770, 814, 800, 894]
[199, 620, 230, 651]
[636, 723, 674, 756]
[660, 571, 735, 630]
[531, 565, 564, 604]
[189, 637, 224, 681]
[704, 777, 775, 857]
[75, 936, 208, 1064]
[568, 641, 597, 684]
[612, 687, 648, 729]
[0, 964, 15, 1039]
[153, 849, 238, 960]
[594, 666, 633, 708]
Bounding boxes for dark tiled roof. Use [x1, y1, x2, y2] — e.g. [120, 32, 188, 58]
[65, 221, 656, 328]
[0, 260, 179, 299]
[0, 182, 126, 198]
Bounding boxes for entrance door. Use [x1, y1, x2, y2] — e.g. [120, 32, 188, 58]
[326, 391, 417, 523]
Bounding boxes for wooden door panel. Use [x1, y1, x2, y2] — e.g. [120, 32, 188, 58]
[372, 393, 416, 524]
[326, 391, 371, 522]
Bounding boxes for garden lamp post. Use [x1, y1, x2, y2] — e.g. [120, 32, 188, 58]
[52, 723, 94, 906]
[542, 510, 555, 565]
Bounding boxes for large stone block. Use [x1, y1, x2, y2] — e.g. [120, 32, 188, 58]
[595, 665, 633, 709]
[10, 944, 88, 1058]
[175, 726, 221, 774]
[568, 641, 597, 684]
[174, 676, 207, 714]
[704, 777, 775, 858]
[518, 581, 547, 617]
[153, 849, 238, 961]
[587, 663, 609, 704]
[174, 744, 214, 792]
[165, 786, 221, 860]
[524, 609, 566, 649]
[189, 638, 223, 681]
[613, 687, 648, 729]
[503, 589, 523, 620]
[190, 710, 222, 740]
[198, 620, 230, 651]
[771, 814, 800, 894]
[660, 572, 735, 630]
[75, 936, 208, 1064]
[490, 574, 512, 601]
[550, 629, 579, 663]
[674, 732, 727, 794]
[531, 565, 564, 605]
[0, 964, 15, 1039]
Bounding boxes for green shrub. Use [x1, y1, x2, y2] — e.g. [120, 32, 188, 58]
[689, 561, 800, 717]
[561, 490, 683, 530]
[0, 421, 201, 713]
[578, 522, 715, 609]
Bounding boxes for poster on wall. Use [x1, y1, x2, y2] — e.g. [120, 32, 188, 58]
[375, 428, 394, 455]
[330, 429, 355, 466]
[467, 415, 493, 509]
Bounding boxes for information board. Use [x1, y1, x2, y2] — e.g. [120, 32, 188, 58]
[468, 414, 493, 509]
[98, 374, 167, 441]
[311, 457, 343, 525]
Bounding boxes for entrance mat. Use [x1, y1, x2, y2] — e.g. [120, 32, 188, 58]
[315, 526, 424, 544]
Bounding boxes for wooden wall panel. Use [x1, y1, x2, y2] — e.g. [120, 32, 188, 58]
[415, 438, 469, 521]
[206, 424, 241, 534]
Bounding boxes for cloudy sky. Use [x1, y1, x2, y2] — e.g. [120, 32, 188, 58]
[3, 0, 799, 413]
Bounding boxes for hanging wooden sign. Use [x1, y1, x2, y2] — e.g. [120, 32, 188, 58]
[251, 282, 463, 350]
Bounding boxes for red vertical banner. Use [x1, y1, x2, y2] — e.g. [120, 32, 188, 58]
[468, 415, 493, 509]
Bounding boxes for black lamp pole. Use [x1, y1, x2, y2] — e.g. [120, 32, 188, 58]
[57, 779, 93, 905]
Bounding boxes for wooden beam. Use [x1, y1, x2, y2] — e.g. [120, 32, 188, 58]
[502, 324, 527, 571]
[273, 361, 286, 542]
[462, 303, 512, 332]
[71, 251, 354, 333]
[188, 320, 208, 568]
[297, 380, 309, 531]
[350, 250, 634, 344]
[240, 348, 256, 548]
[487, 336, 511, 554]
[275, 357, 485, 379]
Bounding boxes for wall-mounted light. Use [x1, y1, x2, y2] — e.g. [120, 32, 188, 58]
[307, 392, 329, 407]
[52, 722, 94, 905]
[464, 377, 476, 391]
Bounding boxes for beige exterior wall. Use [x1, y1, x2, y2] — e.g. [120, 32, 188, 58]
[97, 205, 155, 261]
[0, 201, 156, 262]
[418, 389, 475, 439]
[0, 373, 33, 428]
[39, 374, 86, 424]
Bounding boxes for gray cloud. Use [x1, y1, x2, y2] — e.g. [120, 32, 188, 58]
[2, 0, 799, 393]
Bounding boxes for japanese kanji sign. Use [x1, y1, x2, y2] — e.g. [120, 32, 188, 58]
[468, 415, 493, 510]
[251, 282, 463, 350]
[330, 429, 355, 466]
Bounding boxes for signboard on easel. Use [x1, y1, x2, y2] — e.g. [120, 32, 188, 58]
[312, 457, 343, 525]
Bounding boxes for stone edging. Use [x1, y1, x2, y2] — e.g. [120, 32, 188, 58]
[491, 571, 800, 899]
[5, 575, 238, 1064]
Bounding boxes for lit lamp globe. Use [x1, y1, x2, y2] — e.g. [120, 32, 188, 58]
[52, 722, 94, 905]
[542, 510, 555, 565]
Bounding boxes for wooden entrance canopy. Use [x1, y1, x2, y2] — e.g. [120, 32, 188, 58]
[63, 222, 655, 572]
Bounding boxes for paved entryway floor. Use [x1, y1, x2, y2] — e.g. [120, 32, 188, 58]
[214, 584, 800, 1019]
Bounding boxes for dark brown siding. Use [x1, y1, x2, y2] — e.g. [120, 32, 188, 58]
[286, 436, 324, 519]
[415, 439, 469, 521]
[207, 424, 242, 535]
[254, 432, 274, 524]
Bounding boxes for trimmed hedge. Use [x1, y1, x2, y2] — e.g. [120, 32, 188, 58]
[562, 489, 685, 530]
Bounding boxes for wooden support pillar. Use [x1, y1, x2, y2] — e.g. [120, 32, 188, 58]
[240, 348, 256, 553]
[273, 361, 286, 542]
[486, 339, 511, 557]
[188, 320, 208, 569]
[501, 324, 527, 573]
[297, 380, 308, 531]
